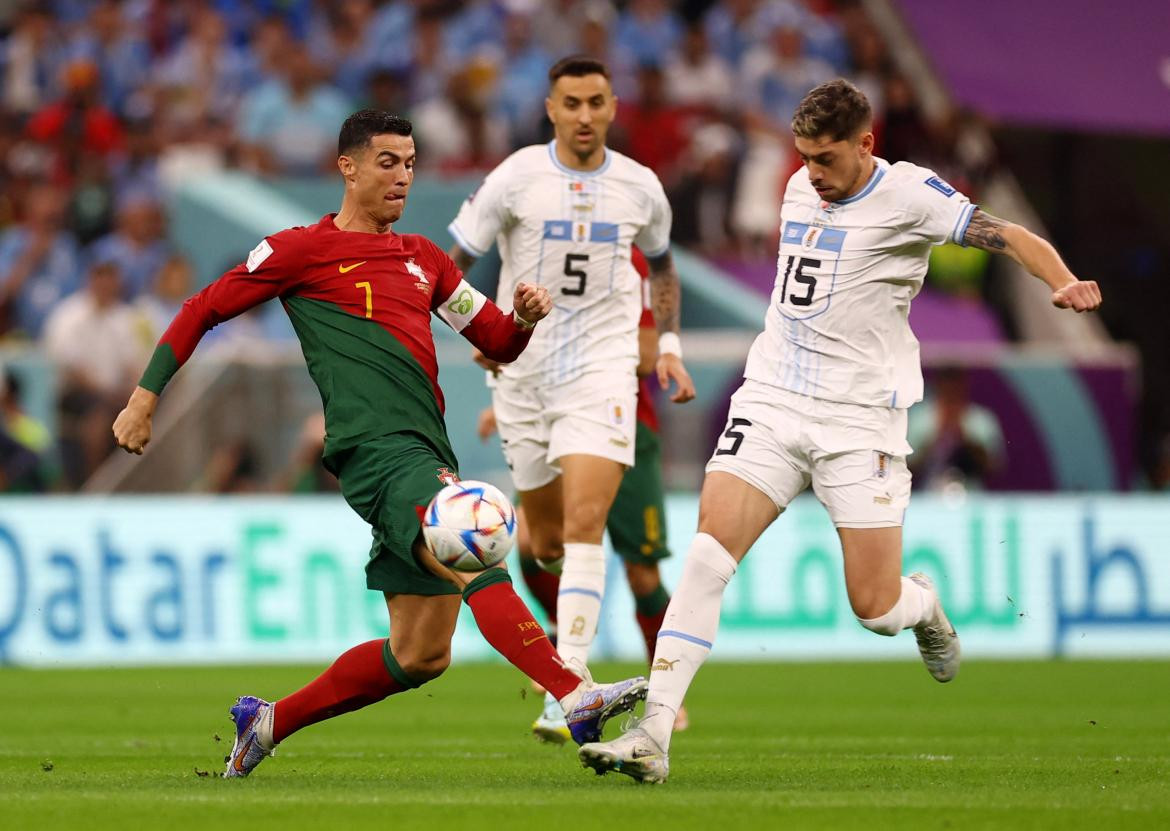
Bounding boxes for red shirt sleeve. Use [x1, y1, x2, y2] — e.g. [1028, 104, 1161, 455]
[423, 238, 533, 364]
[139, 229, 306, 393]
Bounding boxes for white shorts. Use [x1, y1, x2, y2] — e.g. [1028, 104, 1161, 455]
[493, 371, 638, 491]
[706, 380, 913, 528]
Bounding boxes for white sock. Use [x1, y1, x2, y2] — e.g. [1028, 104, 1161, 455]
[642, 533, 737, 752]
[257, 703, 276, 749]
[857, 576, 933, 636]
[556, 542, 606, 668]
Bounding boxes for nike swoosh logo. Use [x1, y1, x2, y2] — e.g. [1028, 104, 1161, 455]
[232, 735, 254, 772]
[580, 694, 605, 712]
[339, 261, 367, 274]
[522, 634, 547, 647]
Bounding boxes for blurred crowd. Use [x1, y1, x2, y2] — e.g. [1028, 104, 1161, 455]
[0, 0, 990, 492]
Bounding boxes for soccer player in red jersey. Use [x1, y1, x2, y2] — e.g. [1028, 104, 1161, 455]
[111, 111, 650, 778]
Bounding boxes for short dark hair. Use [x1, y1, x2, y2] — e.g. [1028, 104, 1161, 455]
[791, 79, 872, 142]
[548, 55, 610, 87]
[338, 110, 412, 157]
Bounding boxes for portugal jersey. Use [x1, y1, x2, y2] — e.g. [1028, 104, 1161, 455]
[745, 158, 975, 409]
[449, 141, 672, 387]
[139, 214, 532, 467]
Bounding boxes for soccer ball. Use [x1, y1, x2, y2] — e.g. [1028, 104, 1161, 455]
[422, 480, 517, 571]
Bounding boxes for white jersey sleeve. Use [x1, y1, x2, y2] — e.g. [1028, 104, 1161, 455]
[901, 168, 976, 247]
[448, 156, 517, 257]
[632, 174, 672, 258]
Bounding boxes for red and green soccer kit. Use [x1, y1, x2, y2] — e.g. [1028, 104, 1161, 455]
[139, 214, 534, 596]
[607, 246, 671, 565]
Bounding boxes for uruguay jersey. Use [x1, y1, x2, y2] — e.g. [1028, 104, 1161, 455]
[745, 157, 975, 409]
[449, 141, 672, 386]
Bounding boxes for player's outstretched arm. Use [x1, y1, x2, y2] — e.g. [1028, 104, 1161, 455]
[646, 250, 696, 403]
[112, 386, 157, 455]
[111, 239, 298, 454]
[962, 209, 1102, 312]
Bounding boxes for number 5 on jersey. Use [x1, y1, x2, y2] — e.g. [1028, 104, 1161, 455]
[563, 253, 588, 296]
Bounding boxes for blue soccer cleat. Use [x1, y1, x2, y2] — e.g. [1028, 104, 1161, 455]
[565, 671, 648, 746]
[223, 695, 275, 778]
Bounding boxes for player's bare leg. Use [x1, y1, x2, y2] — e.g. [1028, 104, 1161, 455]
[839, 527, 959, 681]
[225, 591, 458, 778]
[579, 472, 776, 782]
[624, 561, 688, 731]
[417, 538, 647, 744]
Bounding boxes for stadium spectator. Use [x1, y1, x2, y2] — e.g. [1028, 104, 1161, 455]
[664, 22, 735, 114]
[271, 412, 338, 494]
[133, 253, 192, 348]
[306, 0, 380, 101]
[67, 0, 152, 119]
[739, 24, 835, 136]
[705, 0, 802, 69]
[412, 58, 509, 174]
[614, 0, 683, 68]
[86, 190, 170, 300]
[25, 58, 124, 188]
[0, 365, 54, 492]
[43, 258, 144, 487]
[490, 11, 553, 148]
[613, 63, 691, 187]
[0, 182, 82, 339]
[154, 7, 258, 131]
[907, 367, 1005, 491]
[237, 49, 353, 177]
[667, 123, 741, 256]
[362, 67, 411, 116]
[1, 2, 64, 116]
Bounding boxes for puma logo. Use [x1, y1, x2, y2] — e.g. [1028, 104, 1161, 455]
[652, 658, 679, 672]
[338, 261, 366, 274]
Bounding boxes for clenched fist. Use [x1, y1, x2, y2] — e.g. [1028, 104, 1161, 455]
[512, 282, 552, 327]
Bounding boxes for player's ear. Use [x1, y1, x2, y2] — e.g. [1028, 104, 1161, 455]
[545, 96, 554, 123]
[857, 130, 875, 156]
[337, 154, 355, 180]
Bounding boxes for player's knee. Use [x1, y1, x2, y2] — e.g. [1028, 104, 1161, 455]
[397, 649, 451, 682]
[563, 501, 609, 540]
[531, 537, 564, 564]
[624, 562, 660, 596]
[852, 591, 899, 632]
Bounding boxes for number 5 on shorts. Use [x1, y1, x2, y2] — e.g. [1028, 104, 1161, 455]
[715, 418, 752, 456]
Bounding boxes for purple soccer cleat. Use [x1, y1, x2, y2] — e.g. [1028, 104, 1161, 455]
[565, 674, 649, 745]
[223, 695, 275, 778]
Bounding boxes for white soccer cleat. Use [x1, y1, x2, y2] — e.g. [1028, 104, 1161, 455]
[578, 721, 669, 784]
[532, 691, 571, 745]
[909, 572, 961, 682]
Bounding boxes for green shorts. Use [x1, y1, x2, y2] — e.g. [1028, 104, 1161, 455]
[334, 433, 462, 596]
[607, 421, 671, 563]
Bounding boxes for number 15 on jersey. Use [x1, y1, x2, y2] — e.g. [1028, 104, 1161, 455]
[776, 222, 847, 319]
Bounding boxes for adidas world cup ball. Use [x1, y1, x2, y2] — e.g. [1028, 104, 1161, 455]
[422, 480, 517, 571]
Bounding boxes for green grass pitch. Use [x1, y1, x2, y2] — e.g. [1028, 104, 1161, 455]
[1, 660, 1167, 830]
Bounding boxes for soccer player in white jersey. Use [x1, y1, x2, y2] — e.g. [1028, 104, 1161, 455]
[578, 79, 1102, 784]
[446, 56, 696, 741]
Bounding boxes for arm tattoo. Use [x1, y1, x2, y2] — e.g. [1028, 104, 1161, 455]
[646, 250, 681, 335]
[962, 209, 1010, 252]
[447, 245, 478, 272]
